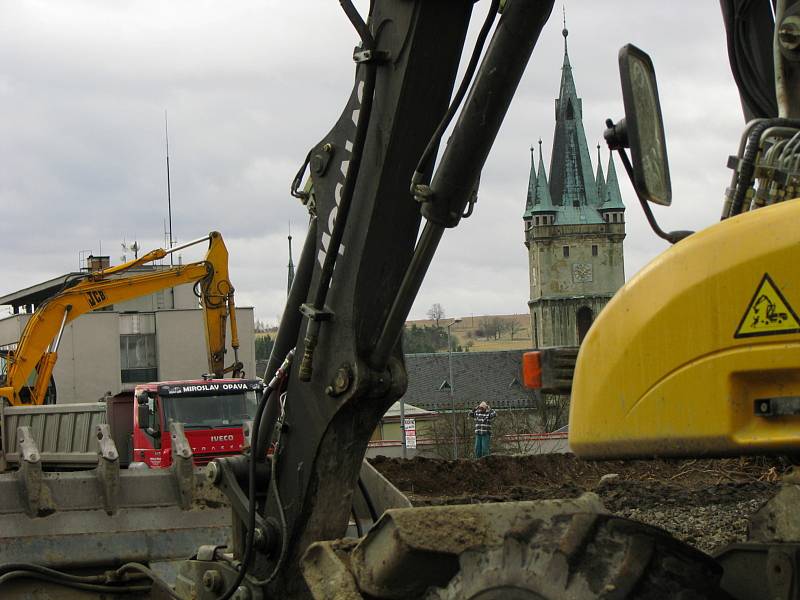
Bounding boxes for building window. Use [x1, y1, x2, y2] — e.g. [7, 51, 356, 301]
[120, 313, 158, 383]
[562, 246, 569, 258]
[592, 244, 598, 256]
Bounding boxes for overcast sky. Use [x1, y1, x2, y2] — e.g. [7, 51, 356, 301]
[0, 1, 744, 325]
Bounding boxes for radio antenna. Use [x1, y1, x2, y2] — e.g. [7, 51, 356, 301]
[165, 110, 174, 266]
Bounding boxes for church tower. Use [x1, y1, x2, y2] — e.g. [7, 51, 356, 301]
[524, 25, 626, 348]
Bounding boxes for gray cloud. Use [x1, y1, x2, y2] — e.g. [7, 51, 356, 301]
[0, 1, 746, 327]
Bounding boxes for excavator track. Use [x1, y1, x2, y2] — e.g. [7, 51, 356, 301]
[424, 513, 730, 600]
[301, 495, 731, 600]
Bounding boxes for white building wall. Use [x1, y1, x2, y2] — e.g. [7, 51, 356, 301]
[172, 283, 199, 309]
[0, 306, 255, 403]
[55, 312, 121, 402]
[0, 313, 29, 348]
[156, 308, 256, 382]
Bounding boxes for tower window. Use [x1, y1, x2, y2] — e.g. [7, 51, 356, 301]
[562, 246, 570, 258]
[592, 245, 598, 256]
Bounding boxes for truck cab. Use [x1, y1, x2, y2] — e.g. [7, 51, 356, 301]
[132, 378, 262, 467]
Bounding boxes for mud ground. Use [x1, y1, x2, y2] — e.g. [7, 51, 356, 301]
[368, 453, 789, 554]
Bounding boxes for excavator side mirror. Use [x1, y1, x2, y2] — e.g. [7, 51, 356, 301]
[612, 44, 672, 206]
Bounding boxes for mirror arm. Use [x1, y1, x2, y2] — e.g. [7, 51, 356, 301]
[614, 146, 693, 244]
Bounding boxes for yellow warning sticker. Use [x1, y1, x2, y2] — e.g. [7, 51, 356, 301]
[735, 273, 800, 338]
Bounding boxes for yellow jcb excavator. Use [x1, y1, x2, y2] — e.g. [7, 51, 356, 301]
[0, 231, 242, 406]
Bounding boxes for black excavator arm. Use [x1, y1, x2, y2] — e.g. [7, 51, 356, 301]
[184, 1, 554, 598]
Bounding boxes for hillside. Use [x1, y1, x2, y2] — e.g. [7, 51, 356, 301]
[405, 313, 531, 352]
[255, 314, 533, 355]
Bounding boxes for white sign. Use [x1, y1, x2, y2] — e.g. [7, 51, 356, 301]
[404, 418, 416, 449]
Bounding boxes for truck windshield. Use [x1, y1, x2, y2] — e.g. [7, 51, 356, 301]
[162, 391, 258, 429]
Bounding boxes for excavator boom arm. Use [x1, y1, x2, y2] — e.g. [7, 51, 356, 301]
[0, 231, 239, 405]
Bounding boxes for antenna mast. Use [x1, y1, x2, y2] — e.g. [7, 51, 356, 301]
[165, 110, 174, 266]
[287, 223, 295, 296]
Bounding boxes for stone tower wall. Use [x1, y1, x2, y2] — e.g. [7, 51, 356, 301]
[527, 222, 625, 301]
[529, 295, 613, 347]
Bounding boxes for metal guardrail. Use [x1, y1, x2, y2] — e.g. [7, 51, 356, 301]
[367, 431, 569, 448]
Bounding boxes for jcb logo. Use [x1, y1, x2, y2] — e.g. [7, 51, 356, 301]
[86, 290, 106, 307]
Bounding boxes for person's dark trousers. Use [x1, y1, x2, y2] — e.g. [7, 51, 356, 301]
[474, 433, 490, 458]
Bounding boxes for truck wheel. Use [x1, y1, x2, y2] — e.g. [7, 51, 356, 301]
[424, 513, 732, 600]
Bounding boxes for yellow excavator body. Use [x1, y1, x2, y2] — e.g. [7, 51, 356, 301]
[569, 198, 800, 458]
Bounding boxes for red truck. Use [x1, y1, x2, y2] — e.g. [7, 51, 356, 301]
[131, 377, 262, 468]
[0, 377, 263, 470]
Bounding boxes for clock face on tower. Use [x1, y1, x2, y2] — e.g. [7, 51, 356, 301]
[572, 262, 593, 283]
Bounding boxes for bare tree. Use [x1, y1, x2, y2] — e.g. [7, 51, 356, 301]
[479, 316, 506, 340]
[508, 319, 525, 341]
[495, 318, 510, 339]
[531, 392, 570, 432]
[478, 317, 495, 340]
[490, 409, 542, 455]
[427, 303, 446, 328]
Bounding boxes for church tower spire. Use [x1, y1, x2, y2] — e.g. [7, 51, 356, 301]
[534, 139, 553, 211]
[523, 19, 626, 349]
[524, 145, 537, 219]
[548, 20, 600, 217]
[595, 143, 606, 208]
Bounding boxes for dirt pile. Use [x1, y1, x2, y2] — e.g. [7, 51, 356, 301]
[368, 453, 788, 554]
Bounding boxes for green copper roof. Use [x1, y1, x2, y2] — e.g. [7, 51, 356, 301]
[523, 26, 624, 225]
[524, 146, 536, 218]
[594, 144, 606, 208]
[555, 205, 604, 225]
[548, 29, 600, 219]
[526, 141, 555, 216]
[601, 153, 625, 211]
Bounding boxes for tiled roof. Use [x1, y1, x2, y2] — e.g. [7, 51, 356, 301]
[401, 349, 538, 412]
[258, 350, 540, 414]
